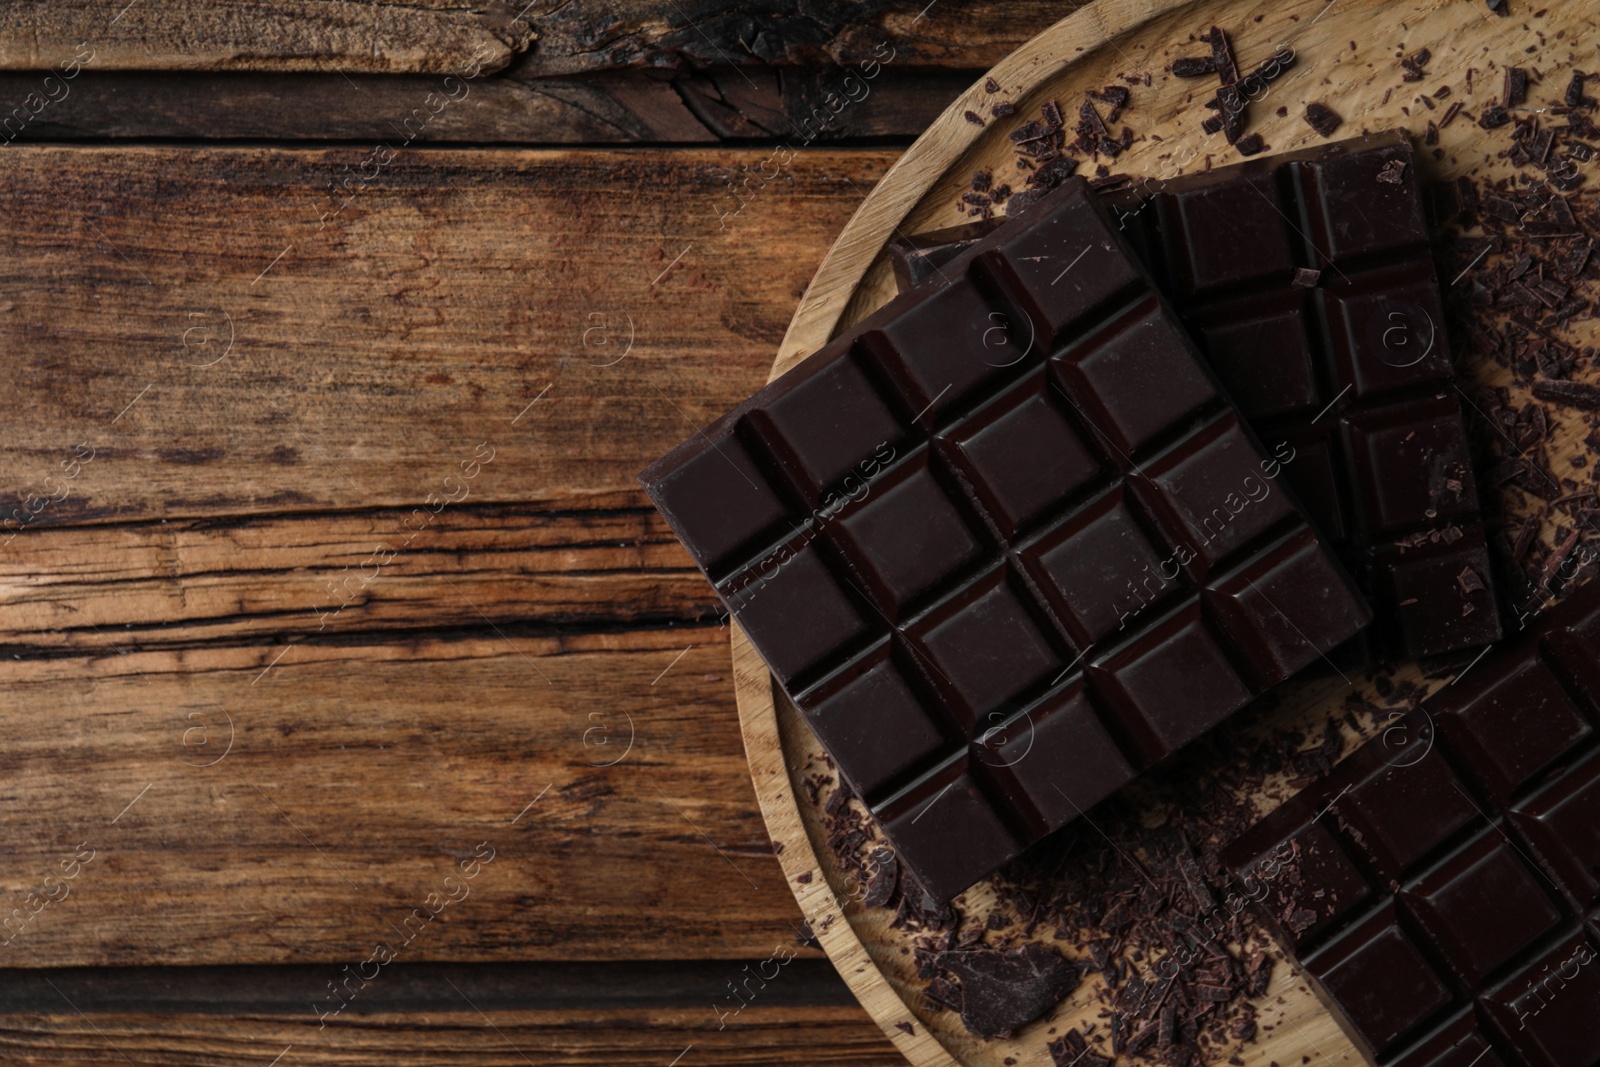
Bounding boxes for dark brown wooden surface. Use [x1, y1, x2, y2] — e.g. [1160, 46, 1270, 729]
[0, 0, 1059, 1059]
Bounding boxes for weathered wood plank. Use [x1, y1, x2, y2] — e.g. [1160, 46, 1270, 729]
[0, 506, 714, 649]
[0, 146, 892, 531]
[0, 1007, 900, 1066]
[0, 627, 810, 966]
[0, 960, 904, 1063]
[0, 2, 1062, 74]
[5, 68, 972, 144]
[0, 2, 534, 74]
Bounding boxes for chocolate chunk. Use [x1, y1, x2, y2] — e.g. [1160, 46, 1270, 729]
[1226, 580, 1600, 1065]
[1236, 132, 1266, 156]
[1479, 104, 1511, 129]
[985, 77, 1002, 94]
[1566, 71, 1588, 109]
[938, 944, 1080, 1039]
[1503, 66, 1529, 107]
[1486, 0, 1508, 13]
[642, 176, 1369, 902]
[1305, 102, 1344, 137]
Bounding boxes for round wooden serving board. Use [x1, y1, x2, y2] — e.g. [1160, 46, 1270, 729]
[734, 0, 1600, 1064]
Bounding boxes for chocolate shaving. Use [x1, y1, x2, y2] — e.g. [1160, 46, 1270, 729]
[1172, 55, 1218, 78]
[1504, 66, 1529, 108]
[1532, 379, 1600, 409]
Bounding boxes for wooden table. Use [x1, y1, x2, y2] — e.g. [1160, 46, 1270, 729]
[0, 3, 1077, 1063]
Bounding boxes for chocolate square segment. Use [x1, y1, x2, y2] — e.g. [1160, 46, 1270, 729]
[1321, 262, 1453, 400]
[1203, 525, 1373, 687]
[1191, 290, 1320, 419]
[1433, 654, 1593, 805]
[756, 340, 905, 496]
[1088, 603, 1253, 761]
[870, 273, 1025, 425]
[1481, 930, 1600, 1067]
[984, 185, 1144, 345]
[831, 453, 984, 619]
[1052, 293, 1219, 458]
[877, 755, 1021, 905]
[942, 373, 1103, 536]
[1509, 749, 1600, 910]
[1340, 749, 1479, 883]
[642, 175, 1368, 902]
[719, 537, 870, 686]
[1020, 487, 1177, 646]
[648, 423, 791, 574]
[1400, 831, 1564, 987]
[799, 647, 947, 800]
[906, 568, 1064, 734]
[1306, 902, 1453, 1055]
[1344, 392, 1479, 537]
[1154, 164, 1294, 298]
[979, 682, 1135, 837]
[1293, 136, 1431, 265]
[1139, 412, 1298, 573]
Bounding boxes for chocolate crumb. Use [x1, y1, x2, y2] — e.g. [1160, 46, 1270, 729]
[895, 1021, 916, 1036]
[964, 110, 986, 127]
[985, 77, 1002, 94]
[1304, 102, 1343, 137]
[1487, 0, 1508, 15]
[1292, 267, 1322, 288]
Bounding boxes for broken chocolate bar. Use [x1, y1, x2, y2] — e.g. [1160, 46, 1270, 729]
[1224, 578, 1600, 1067]
[889, 131, 1502, 666]
[641, 176, 1369, 902]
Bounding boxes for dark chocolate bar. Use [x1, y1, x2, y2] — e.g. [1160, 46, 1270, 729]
[891, 132, 1502, 666]
[1223, 582, 1600, 1066]
[641, 176, 1370, 902]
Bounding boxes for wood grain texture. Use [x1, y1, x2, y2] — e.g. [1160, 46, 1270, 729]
[5, 68, 973, 144]
[738, 0, 1600, 1063]
[0, 627, 811, 966]
[0, 145, 892, 529]
[0, 2, 1063, 75]
[0, 1009, 901, 1066]
[0, 961, 901, 1065]
[0, 2, 535, 74]
[0, 506, 713, 648]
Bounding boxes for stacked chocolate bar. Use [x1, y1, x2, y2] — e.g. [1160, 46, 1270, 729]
[1223, 581, 1600, 1067]
[642, 164, 1381, 902]
[892, 131, 1502, 667]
